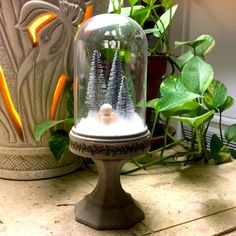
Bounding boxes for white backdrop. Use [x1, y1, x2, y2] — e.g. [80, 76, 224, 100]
[171, 0, 236, 128]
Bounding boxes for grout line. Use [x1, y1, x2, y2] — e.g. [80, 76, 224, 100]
[74, 172, 97, 187]
[142, 206, 236, 235]
[139, 222, 155, 235]
[211, 226, 236, 236]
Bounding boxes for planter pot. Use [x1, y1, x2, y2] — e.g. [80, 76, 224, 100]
[146, 55, 167, 124]
[0, 0, 109, 180]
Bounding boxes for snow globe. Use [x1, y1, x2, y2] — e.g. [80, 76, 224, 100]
[70, 13, 150, 230]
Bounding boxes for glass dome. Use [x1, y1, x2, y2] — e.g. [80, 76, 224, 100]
[73, 13, 148, 138]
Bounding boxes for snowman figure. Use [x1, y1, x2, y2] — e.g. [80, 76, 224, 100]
[99, 103, 118, 125]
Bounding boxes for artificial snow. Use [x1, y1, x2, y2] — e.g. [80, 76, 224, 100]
[75, 112, 146, 137]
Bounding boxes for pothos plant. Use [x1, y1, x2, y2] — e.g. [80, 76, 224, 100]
[110, 0, 177, 56]
[121, 34, 236, 175]
[36, 33, 236, 170]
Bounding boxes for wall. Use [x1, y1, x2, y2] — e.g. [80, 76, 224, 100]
[171, 0, 236, 133]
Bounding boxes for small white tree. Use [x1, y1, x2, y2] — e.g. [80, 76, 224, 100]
[85, 50, 106, 111]
[105, 47, 123, 109]
[116, 76, 135, 118]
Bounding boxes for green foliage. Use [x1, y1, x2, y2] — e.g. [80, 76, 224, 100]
[203, 80, 228, 110]
[194, 34, 216, 56]
[140, 33, 235, 168]
[157, 76, 201, 113]
[210, 134, 223, 155]
[101, 48, 132, 62]
[34, 118, 73, 142]
[152, 5, 178, 37]
[109, 0, 177, 55]
[182, 56, 214, 95]
[175, 50, 194, 69]
[49, 129, 69, 162]
[161, 0, 173, 9]
[225, 124, 236, 143]
[210, 134, 234, 164]
[34, 118, 73, 161]
[211, 145, 233, 165]
[219, 96, 234, 112]
[175, 39, 205, 49]
[171, 110, 215, 129]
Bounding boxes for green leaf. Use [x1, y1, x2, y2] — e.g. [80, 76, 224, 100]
[142, 0, 152, 5]
[120, 5, 144, 17]
[175, 50, 194, 69]
[211, 145, 233, 165]
[219, 96, 234, 112]
[171, 110, 215, 129]
[161, 0, 173, 9]
[203, 80, 228, 110]
[101, 48, 132, 62]
[128, 0, 139, 7]
[225, 124, 236, 143]
[162, 100, 199, 117]
[34, 118, 74, 142]
[144, 28, 160, 35]
[160, 76, 199, 97]
[194, 34, 216, 56]
[175, 39, 205, 49]
[66, 83, 74, 118]
[157, 76, 201, 113]
[131, 5, 160, 25]
[49, 129, 69, 161]
[153, 5, 178, 37]
[210, 134, 223, 155]
[230, 149, 236, 159]
[146, 98, 160, 110]
[182, 56, 214, 95]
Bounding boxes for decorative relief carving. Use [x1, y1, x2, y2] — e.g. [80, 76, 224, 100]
[0, 0, 109, 178]
[70, 137, 150, 159]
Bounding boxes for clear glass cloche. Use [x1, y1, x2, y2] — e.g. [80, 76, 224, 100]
[73, 13, 148, 138]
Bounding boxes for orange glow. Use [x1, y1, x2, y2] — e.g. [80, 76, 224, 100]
[78, 4, 93, 28]
[0, 66, 23, 139]
[50, 74, 68, 120]
[28, 13, 57, 45]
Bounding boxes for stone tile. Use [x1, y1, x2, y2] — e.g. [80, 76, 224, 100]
[0, 159, 235, 235]
[121, 162, 236, 232]
[151, 208, 236, 236]
[0, 172, 151, 236]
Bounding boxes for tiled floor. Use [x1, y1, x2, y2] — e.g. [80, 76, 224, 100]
[0, 157, 236, 236]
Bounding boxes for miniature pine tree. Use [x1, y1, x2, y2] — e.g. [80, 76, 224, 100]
[85, 50, 105, 111]
[96, 53, 107, 108]
[105, 47, 123, 109]
[116, 76, 135, 118]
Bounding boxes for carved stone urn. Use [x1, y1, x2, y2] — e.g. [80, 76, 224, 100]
[0, 0, 109, 180]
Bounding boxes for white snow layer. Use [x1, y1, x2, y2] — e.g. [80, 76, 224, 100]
[75, 112, 146, 137]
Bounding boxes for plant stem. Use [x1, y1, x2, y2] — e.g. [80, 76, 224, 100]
[200, 125, 208, 162]
[160, 117, 169, 158]
[196, 128, 202, 154]
[121, 153, 179, 175]
[219, 111, 223, 142]
[151, 112, 159, 136]
[121, 150, 196, 175]
[133, 139, 181, 163]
